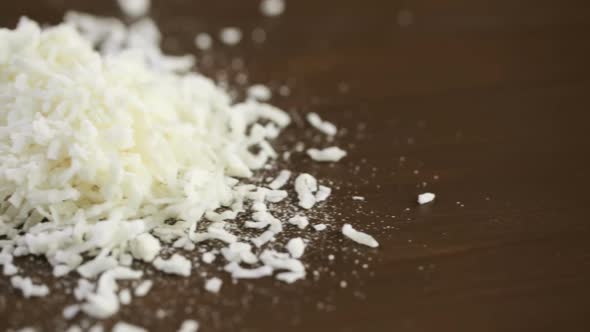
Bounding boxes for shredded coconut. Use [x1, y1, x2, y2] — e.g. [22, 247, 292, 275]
[219, 27, 242, 45]
[11, 276, 50, 298]
[288, 215, 309, 229]
[286, 238, 305, 258]
[306, 112, 337, 136]
[119, 289, 132, 305]
[260, 0, 286, 17]
[418, 192, 436, 204]
[112, 322, 147, 332]
[294, 174, 318, 209]
[153, 254, 191, 276]
[204, 277, 223, 293]
[342, 224, 379, 248]
[307, 147, 347, 162]
[268, 170, 291, 190]
[118, 0, 150, 18]
[248, 84, 272, 101]
[134, 280, 153, 297]
[177, 320, 200, 332]
[313, 224, 327, 231]
[194, 33, 212, 50]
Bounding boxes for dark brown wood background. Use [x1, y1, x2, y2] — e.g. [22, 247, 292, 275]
[1, 0, 590, 331]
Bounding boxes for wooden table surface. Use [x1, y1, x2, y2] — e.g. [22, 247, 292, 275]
[2, 0, 590, 331]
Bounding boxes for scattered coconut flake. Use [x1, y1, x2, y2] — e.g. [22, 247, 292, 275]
[201, 251, 216, 264]
[63, 304, 81, 320]
[269, 170, 291, 190]
[248, 84, 272, 101]
[352, 196, 365, 201]
[194, 33, 212, 50]
[288, 215, 309, 229]
[177, 320, 200, 332]
[313, 224, 327, 231]
[77, 257, 118, 279]
[287, 238, 305, 258]
[315, 185, 332, 202]
[119, 289, 132, 305]
[225, 262, 274, 279]
[306, 112, 337, 136]
[418, 192, 436, 205]
[118, 0, 150, 18]
[260, 0, 286, 17]
[88, 324, 104, 332]
[252, 230, 275, 248]
[342, 224, 379, 248]
[130, 233, 161, 262]
[295, 173, 318, 209]
[220, 27, 242, 45]
[134, 280, 153, 297]
[153, 254, 192, 277]
[112, 322, 147, 332]
[11, 276, 49, 298]
[204, 277, 223, 293]
[307, 147, 347, 162]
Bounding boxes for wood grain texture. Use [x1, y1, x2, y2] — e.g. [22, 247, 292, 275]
[1, 0, 590, 331]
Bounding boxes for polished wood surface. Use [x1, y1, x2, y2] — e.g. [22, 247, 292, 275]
[1, 1, 590, 331]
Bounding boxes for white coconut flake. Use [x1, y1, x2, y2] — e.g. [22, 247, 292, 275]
[119, 289, 132, 305]
[306, 112, 337, 136]
[307, 147, 347, 162]
[63, 304, 81, 320]
[251, 230, 275, 248]
[118, 0, 150, 18]
[313, 224, 327, 231]
[248, 84, 272, 101]
[294, 173, 318, 209]
[260, 0, 286, 17]
[153, 254, 192, 277]
[194, 33, 212, 50]
[287, 238, 305, 258]
[269, 170, 291, 190]
[352, 196, 365, 201]
[418, 192, 436, 205]
[342, 224, 379, 248]
[130, 233, 161, 262]
[201, 251, 216, 264]
[315, 185, 332, 202]
[220, 27, 242, 45]
[177, 320, 200, 332]
[11, 276, 49, 298]
[288, 215, 309, 229]
[225, 262, 274, 279]
[134, 280, 153, 297]
[204, 277, 223, 293]
[112, 322, 147, 332]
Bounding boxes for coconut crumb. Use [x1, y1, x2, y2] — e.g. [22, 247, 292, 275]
[219, 27, 242, 45]
[118, 0, 150, 18]
[287, 238, 305, 258]
[342, 224, 379, 248]
[307, 147, 347, 162]
[260, 0, 286, 17]
[112, 322, 147, 332]
[153, 254, 192, 276]
[194, 33, 213, 50]
[418, 192, 435, 204]
[306, 112, 337, 136]
[177, 320, 199, 332]
[11, 276, 49, 298]
[313, 224, 327, 231]
[134, 280, 153, 297]
[204, 277, 223, 293]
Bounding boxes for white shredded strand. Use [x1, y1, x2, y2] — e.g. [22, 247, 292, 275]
[342, 224, 379, 248]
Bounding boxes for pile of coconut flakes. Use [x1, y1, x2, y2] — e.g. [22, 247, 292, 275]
[0, 1, 379, 331]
